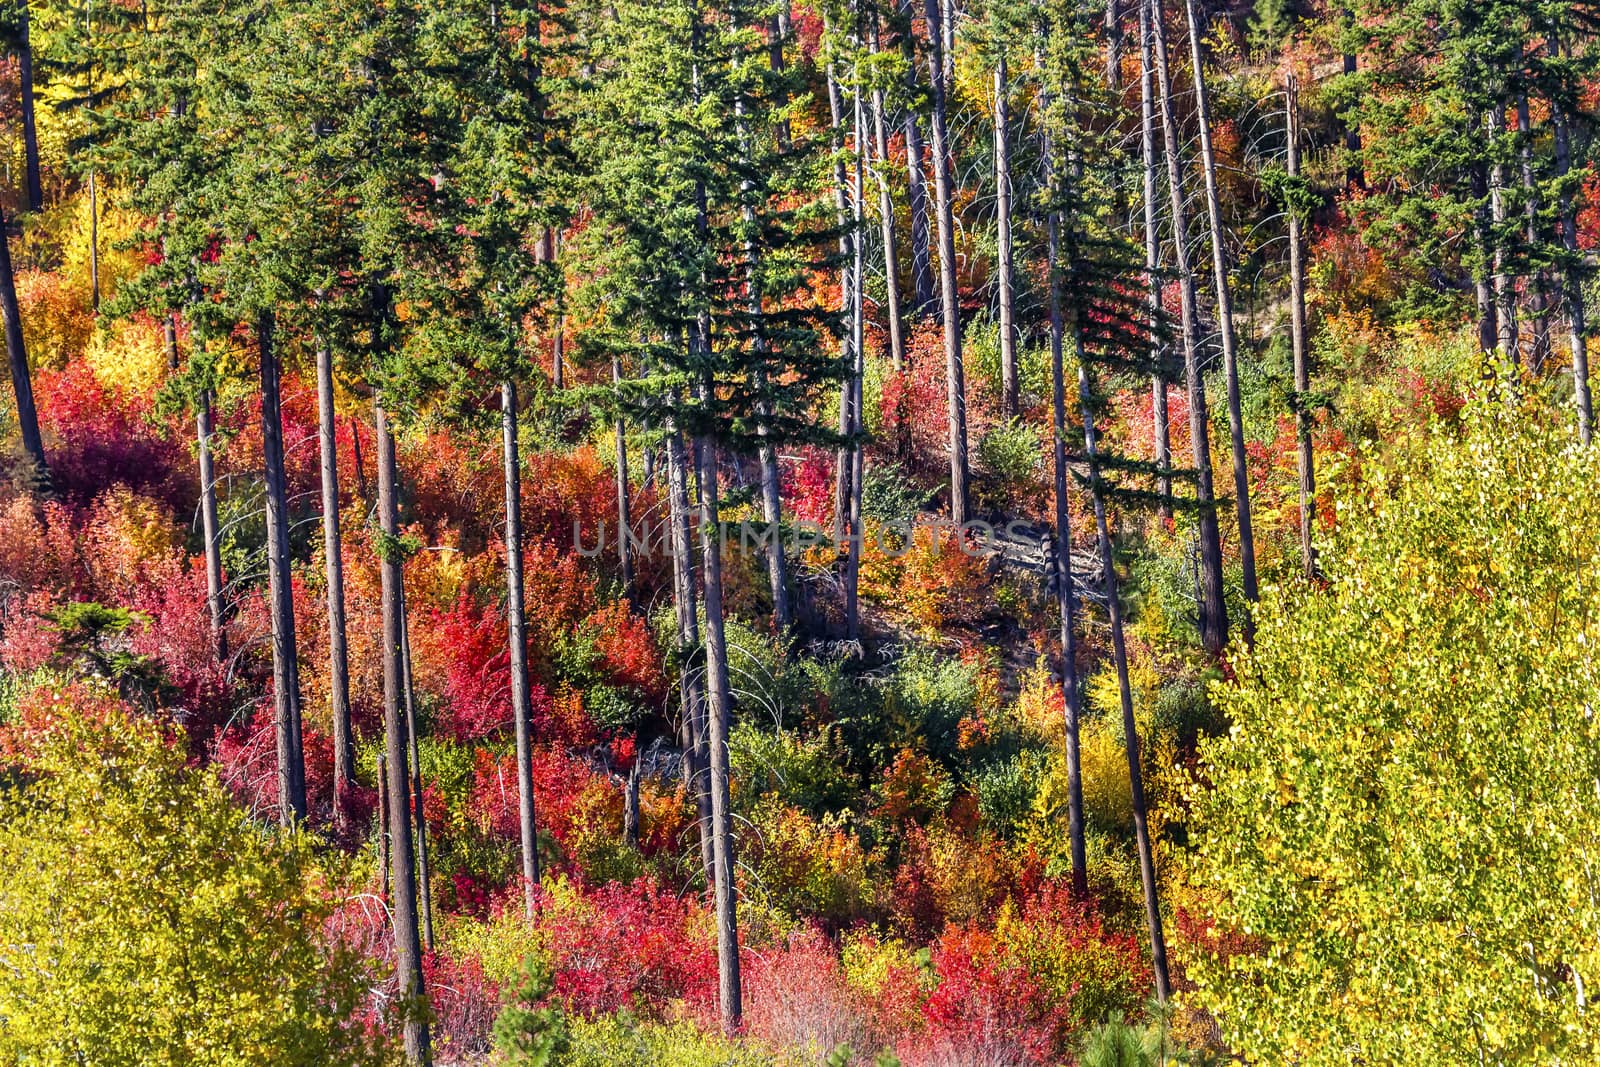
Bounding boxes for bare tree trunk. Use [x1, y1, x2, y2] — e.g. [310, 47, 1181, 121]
[769, 5, 793, 151]
[846, 67, 868, 641]
[610, 359, 636, 602]
[1043, 134, 1088, 901]
[1077, 334, 1171, 1005]
[1470, 116, 1498, 354]
[666, 406, 713, 883]
[1138, 0, 1170, 521]
[1286, 74, 1317, 580]
[164, 313, 179, 371]
[351, 413, 368, 499]
[1184, 0, 1256, 607]
[1516, 85, 1550, 371]
[400, 605, 433, 953]
[501, 380, 541, 918]
[316, 342, 356, 830]
[994, 53, 1019, 420]
[1150, 0, 1228, 656]
[899, 0, 935, 315]
[696, 427, 742, 1034]
[1552, 49, 1592, 444]
[870, 10, 906, 372]
[1488, 104, 1518, 360]
[827, 58, 858, 548]
[17, 2, 42, 213]
[377, 749, 390, 895]
[734, 85, 791, 633]
[623, 760, 641, 849]
[88, 171, 100, 313]
[924, 0, 969, 526]
[1105, 0, 1122, 91]
[259, 312, 306, 825]
[0, 205, 46, 483]
[375, 398, 431, 1066]
[197, 387, 227, 659]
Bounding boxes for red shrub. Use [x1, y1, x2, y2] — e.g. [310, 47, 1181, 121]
[745, 929, 869, 1055]
[899, 926, 1066, 1067]
[539, 877, 717, 1018]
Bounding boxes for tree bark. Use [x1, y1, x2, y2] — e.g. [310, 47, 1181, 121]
[375, 398, 431, 1066]
[1286, 74, 1317, 580]
[734, 84, 791, 633]
[88, 171, 100, 312]
[610, 359, 636, 603]
[845, 67, 867, 641]
[870, 10, 906, 372]
[315, 342, 356, 830]
[1552, 49, 1592, 444]
[17, 2, 42, 213]
[0, 204, 46, 483]
[501, 379, 542, 919]
[1138, 0, 1171, 521]
[1044, 150, 1088, 902]
[665, 405, 713, 883]
[827, 57, 858, 549]
[259, 311, 306, 825]
[1077, 315, 1171, 1005]
[924, 0, 969, 526]
[1104, 0, 1122, 92]
[1516, 84, 1550, 371]
[899, 0, 936, 315]
[197, 387, 227, 660]
[400, 604, 433, 953]
[1184, 0, 1256, 607]
[1488, 104, 1518, 360]
[1150, 0, 1228, 656]
[695, 427, 742, 1033]
[994, 53, 1019, 420]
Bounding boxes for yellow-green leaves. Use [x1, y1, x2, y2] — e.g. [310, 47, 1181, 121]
[1189, 400, 1600, 1065]
[0, 694, 397, 1066]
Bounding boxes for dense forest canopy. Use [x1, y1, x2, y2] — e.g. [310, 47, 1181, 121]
[0, 0, 1596, 1063]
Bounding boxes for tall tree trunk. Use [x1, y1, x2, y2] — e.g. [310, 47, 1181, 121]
[1552, 47, 1592, 444]
[375, 398, 431, 1066]
[994, 53, 1019, 420]
[1516, 84, 1550, 371]
[769, 4, 792, 151]
[1105, 0, 1122, 91]
[827, 57, 859, 549]
[870, 10, 906, 372]
[0, 205, 46, 483]
[924, 0, 969, 526]
[88, 171, 100, 312]
[899, 0, 936, 315]
[1076, 310, 1171, 1005]
[259, 312, 306, 825]
[1488, 104, 1518, 360]
[610, 358, 637, 603]
[501, 380, 542, 918]
[1466, 110, 1498, 353]
[315, 342, 356, 830]
[666, 404, 713, 882]
[1150, 0, 1228, 656]
[845, 66, 867, 641]
[351, 413, 368, 499]
[377, 749, 391, 896]
[17, 2, 42, 213]
[1138, 0, 1171, 521]
[1043, 135, 1088, 901]
[400, 606, 434, 953]
[734, 84, 792, 634]
[1286, 74, 1317, 580]
[696, 426, 742, 1033]
[1184, 0, 1256, 606]
[1058, 70, 1170, 988]
[197, 387, 227, 660]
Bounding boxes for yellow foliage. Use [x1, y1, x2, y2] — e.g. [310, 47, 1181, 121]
[86, 315, 169, 397]
[15, 267, 93, 369]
